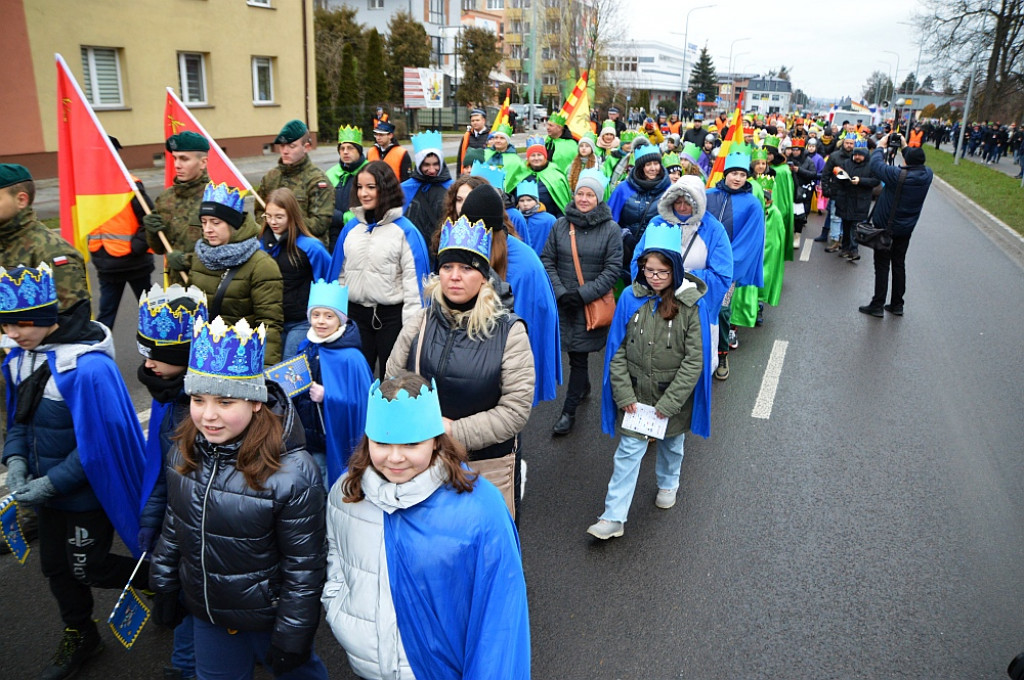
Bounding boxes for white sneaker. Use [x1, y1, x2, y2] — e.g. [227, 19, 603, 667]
[586, 519, 624, 540]
[655, 488, 678, 509]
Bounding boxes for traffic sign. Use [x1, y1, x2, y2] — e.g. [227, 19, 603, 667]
[696, 93, 706, 102]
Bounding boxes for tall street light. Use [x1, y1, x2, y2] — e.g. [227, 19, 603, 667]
[727, 38, 751, 112]
[883, 49, 902, 96]
[673, 4, 713, 118]
[729, 51, 749, 110]
[876, 59, 893, 105]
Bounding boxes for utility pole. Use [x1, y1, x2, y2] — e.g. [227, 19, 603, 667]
[954, 67, 976, 167]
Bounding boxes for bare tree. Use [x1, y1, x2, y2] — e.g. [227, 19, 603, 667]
[553, 0, 626, 88]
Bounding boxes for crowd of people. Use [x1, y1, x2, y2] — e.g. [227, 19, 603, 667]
[0, 99, 938, 679]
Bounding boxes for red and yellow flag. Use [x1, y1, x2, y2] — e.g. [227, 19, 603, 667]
[491, 88, 511, 132]
[164, 88, 252, 192]
[705, 98, 745, 188]
[56, 54, 138, 258]
[556, 71, 593, 141]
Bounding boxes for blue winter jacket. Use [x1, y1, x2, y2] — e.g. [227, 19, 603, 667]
[869, 149, 934, 237]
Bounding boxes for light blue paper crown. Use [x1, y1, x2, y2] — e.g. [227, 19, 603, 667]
[364, 378, 446, 444]
[0, 263, 56, 313]
[411, 130, 443, 155]
[470, 161, 506, 189]
[307, 279, 349, 317]
[633, 144, 661, 163]
[525, 135, 546, 149]
[201, 182, 246, 213]
[517, 179, 539, 200]
[184, 315, 267, 401]
[641, 223, 683, 256]
[853, 139, 868, 149]
[438, 216, 492, 262]
[137, 284, 207, 345]
[724, 150, 752, 174]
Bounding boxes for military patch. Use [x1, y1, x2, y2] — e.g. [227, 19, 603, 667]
[53, 255, 69, 266]
[317, 181, 328, 189]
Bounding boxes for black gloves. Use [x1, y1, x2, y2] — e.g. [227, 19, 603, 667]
[151, 591, 186, 628]
[137, 527, 158, 554]
[266, 644, 311, 676]
[559, 291, 584, 311]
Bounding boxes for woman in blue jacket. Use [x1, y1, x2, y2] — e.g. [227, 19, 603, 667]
[608, 144, 672, 277]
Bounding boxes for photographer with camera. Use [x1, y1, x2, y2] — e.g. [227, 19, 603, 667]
[858, 134, 934, 318]
[886, 131, 903, 166]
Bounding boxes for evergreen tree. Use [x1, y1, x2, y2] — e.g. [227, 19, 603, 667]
[338, 43, 361, 110]
[364, 29, 388, 107]
[918, 74, 935, 93]
[688, 46, 718, 105]
[314, 7, 365, 137]
[386, 12, 432, 104]
[457, 27, 501, 107]
[898, 71, 918, 96]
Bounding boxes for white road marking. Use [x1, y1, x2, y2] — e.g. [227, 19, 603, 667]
[799, 237, 813, 262]
[752, 339, 788, 420]
[138, 408, 151, 428]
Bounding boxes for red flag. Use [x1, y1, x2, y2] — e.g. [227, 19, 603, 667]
[705, 103, 745, 188]
[164, 88, 252, 192]
[56, 54, 138, 257]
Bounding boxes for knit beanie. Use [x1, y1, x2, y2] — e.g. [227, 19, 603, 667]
[459, 184, 506, 232]
[575, 168, 608, 199]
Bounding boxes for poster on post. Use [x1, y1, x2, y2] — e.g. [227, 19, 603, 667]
[404, 68, 444, 109]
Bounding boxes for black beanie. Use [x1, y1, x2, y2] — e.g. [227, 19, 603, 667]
[436, 248, 491, 278]
[459, 184, 506, 232]
[902, 147, 926, 166]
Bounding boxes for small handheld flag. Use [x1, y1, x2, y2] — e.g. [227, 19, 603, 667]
[107, 552, 151, 649]
[0, 495, 30, 564]
[264, 354, 313, 397]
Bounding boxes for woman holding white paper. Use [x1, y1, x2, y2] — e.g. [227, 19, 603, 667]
[587, 222, 705, 540]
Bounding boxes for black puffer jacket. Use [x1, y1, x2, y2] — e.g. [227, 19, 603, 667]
[151, 381, 326, 655]
[835, 155, 879, 222]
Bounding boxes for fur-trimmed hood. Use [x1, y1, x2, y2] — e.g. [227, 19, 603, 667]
[657, 175, 706, 226]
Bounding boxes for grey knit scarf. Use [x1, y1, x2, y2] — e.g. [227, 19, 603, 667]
[194, 237, 261, 271]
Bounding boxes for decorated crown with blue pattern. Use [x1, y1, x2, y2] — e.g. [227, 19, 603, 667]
[641, 223, 683, 256]
[364, 377, 445, 444]
[525, 135, 546, 150]
[184, 315, 268, 402]
[201, 182, 246, 213]
[307, 279, 349, 320]
[438, 216, 492, 262]
[137, 284, 206, 345]
[0, 263, 57, 319]
[470, 161, 506, 190]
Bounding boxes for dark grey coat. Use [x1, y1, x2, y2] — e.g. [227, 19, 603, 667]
[541, 202, 623, 353]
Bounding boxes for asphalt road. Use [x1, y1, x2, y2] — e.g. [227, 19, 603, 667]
[2, 180, 1023, 679]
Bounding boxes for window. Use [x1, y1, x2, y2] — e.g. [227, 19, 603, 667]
[486, 0, 504, 8]
[252, 57, 274, 104]
[80, 46, 123, 107]
[542, 73, 557, 85]
[461, 0, 474, 10]
[429, 0, 444, 23]
[248, 0, 271, 6]
[369, 0, 384, 8]
[508, 44, 523, 59]
[771, 94, 780, 101]
[178, 52, 207, 105]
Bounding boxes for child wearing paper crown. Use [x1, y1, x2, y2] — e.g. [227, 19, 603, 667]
[322, 370, 530, 680]
[292, 279, 373, 487]
[515, 179, 557, 255]
[588, 224, 706, 540]
[149, 314, 328, 680]
[1, 264, 149, 680]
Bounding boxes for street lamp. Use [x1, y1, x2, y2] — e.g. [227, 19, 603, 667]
[883, 49, 901, 96]
[673, 4, 713, 118]
[876, 59, 893, 107]
[727, 38, 750, 112]
[729, 51, 748, 110]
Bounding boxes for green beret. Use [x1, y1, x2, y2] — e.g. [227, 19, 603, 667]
[165, 131, 210, 153]
[0, 164, 32, 189]
[462, 148, 486, 167]
[275, 119, 308, 145]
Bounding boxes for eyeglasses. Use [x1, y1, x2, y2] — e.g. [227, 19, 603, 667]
[643, 267, 671, 280]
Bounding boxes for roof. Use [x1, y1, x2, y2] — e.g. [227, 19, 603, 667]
[745, 78, 792, 93]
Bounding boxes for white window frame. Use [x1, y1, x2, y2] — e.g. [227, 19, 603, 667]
[368, 0, 384, 8]
[429, 0, 445, 23]
[248, 0, 272, 6]
[80, 46, 124, 108]
[178, 52, 208, 106]
[252, 56, 274, 104]
[486, 0, 504, 9]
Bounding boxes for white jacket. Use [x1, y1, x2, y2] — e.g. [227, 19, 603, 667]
[322, 462, 446, 680]
[337, 206, 424, 326]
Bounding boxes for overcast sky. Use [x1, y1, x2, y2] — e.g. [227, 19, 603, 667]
[624, 0, 930, 102]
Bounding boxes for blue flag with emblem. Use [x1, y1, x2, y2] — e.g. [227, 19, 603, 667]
[1, 494, 30, 564]
[107, 553, 151, 649]
[265, 354, 313, 397]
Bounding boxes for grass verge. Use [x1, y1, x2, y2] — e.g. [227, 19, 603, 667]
[928, 148, 1023, 236]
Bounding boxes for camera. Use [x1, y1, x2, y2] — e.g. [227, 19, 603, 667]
[888, 133, 903, 148]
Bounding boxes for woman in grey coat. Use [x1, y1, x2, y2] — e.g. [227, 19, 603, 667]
[541, 168, 623, 435]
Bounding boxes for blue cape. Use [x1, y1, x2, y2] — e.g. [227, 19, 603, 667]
[521, 211, 557, 255]
[506, 208, 530, 246]
[260, 234, 332, 282]
[401, 176, 454, 213]
[328, 215, 431, 294]
[628, 215, 733, 438]
[506, 236, 562, 404]
[384, 477, 530, 680]
[4, 349, 147, 557]
[140, 399, 174, 516]
[706, 184, 765, 288]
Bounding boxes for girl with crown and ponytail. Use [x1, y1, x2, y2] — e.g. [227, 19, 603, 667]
[322, 370, 530, 680]
[149, 315, 328, 680]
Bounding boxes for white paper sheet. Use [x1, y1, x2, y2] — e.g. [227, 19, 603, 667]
[621, 403, 668, 440]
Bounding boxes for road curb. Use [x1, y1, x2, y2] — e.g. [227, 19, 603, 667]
[932, 175, 1024, 269]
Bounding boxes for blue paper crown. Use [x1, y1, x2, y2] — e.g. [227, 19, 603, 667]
[201, 182, 246, 213]
[411, 130, 443, 155]
[470, 161, 506, 189]
[844, 132, 859, 140]
[364, 378, 446, 444]
[0, 263, 57, 314]
[633, 144, 661, 163]
[724, 151, 751, 174]
[853, 140, 868, 149]
[641, 223, 683, 256]
[438, 216, 492, 262]
[525, 135, 546, 149]
[138, 284, 207, 345]
[188, 315, 266, 381]
[307, 279, 349, 317]
[517, 179, 539, 200]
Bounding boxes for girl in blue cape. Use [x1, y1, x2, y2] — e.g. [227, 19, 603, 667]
[292, 279, 373, 487]
[628, 175, 733, 439]
[590, 223, 706, 540]
[323, 371, 530, 680]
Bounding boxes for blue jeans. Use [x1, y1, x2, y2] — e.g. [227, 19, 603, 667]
[599, 432, 686, 523]
[282, 320, 311, 359]
[827, 200, 842, 240]
[192, 617, 328, 680]
[172, 614, 196, 678]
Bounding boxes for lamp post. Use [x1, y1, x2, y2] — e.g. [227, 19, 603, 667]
[727, 38, 750, 113]
[883, 49, 901, 97]
[673, 4, 713, 119]
[729, 51, 749, 110]
[876, 59, 892, 109]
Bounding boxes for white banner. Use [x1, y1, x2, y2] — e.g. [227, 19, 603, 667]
[403, 68, 444, 110]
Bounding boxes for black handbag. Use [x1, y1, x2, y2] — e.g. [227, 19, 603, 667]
[855, 168, 906, 252]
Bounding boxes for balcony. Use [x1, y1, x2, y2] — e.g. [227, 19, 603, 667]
[505, 33, 523, 45]
[505, 58, 522, 70]
[506, 7, 523, 19]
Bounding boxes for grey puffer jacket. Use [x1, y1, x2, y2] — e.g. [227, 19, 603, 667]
[541, 202, 623, 353]
[150, 381, 326, 655]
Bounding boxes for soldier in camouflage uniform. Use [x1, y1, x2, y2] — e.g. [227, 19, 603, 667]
[254, 119, 332, 245]
[143, 131, 210, 286]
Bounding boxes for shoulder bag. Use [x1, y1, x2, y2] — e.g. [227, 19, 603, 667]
[569, 225, 615, 331]
[854, 169, 907, 252]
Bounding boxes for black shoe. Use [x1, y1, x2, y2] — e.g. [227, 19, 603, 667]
[884, 304, 904, 316]
[552, 412, 575, 436]
[813, 227, 828, 242]
[858, 305, 884, 318]
[41, 624, 103, 680]
[847, 251, 861, 262]
[755, 302, 765, 327]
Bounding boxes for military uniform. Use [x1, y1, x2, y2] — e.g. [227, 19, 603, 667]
[147, 172, 209, 286]
[254, 155, 332, 244]
[0, 207, 90, 311]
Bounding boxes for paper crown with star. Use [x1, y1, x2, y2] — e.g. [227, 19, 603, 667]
[184, 315, 268, 402]
[137, 284, 207, 365]
[337, 125, 363, 146]
[437, 216, 492, 263]
[470, 161, 506, 190]
[0, 263, 57, 326]
[364, 377, 445, 444]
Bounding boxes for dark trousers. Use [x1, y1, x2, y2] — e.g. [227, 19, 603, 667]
[562, 351, 591, 416]
[870, 235, 912, 308]
[840, 218, 860, 252]
[38, 506, 146, 627]
[348, 302, 404, 378]
[96, 273, 152, 330]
